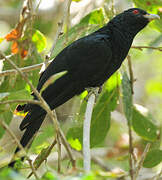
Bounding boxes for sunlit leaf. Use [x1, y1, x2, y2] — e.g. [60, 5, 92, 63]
[68, 138, 82, 151]
[81, 8, 105, 26]
[32, 30, 47, 52]
[97, 170, 125, 178]
[143, 149, 162, 168]
[41, 171, 58, 180]
[146, 80, 162, 97]
[72, 0, 82, 2]
[80, 90, 88, 99]
[105, 72, 121, 92]
[0, 37, 5, 44]
[132, 106, 158, 141]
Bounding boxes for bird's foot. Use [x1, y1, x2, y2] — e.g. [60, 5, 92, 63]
[85, 86, 103, 102]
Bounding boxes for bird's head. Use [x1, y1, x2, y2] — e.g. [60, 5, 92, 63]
[121, 8, 160, 32]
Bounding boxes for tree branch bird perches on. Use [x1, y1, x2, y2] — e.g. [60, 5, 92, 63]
[8, 8, 160, 167]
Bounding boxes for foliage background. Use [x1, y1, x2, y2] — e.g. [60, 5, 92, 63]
[0, 0, 161, 179]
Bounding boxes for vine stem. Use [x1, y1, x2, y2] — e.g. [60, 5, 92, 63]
[83, 92, 96, 172]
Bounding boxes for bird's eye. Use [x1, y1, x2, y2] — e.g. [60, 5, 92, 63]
[133, 10, 139, 14]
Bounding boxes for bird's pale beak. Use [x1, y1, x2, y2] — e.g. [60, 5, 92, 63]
[143, 13, 160, 21]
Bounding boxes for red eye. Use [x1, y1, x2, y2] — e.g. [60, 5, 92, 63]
[133, 10, 139, 14]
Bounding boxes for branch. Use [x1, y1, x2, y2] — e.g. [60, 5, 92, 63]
[0, 59, 52, 77]
[131, 46, 162, 51]
[134, 143, 151, 179]
[127, 55, 135, 180]
[27, 138, 57, 178]
[27, 159, 39, 180]
[127, 55, 135, 94]
[83, 91, 96, 172]
[0, 99, 40, 105]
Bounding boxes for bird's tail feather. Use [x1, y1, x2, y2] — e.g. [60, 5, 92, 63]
[8, 112, 46, 168]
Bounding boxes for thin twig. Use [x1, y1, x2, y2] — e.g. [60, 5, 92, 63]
[0, 60, 52, 77]
[127, 55, 135, 180]
[83, 91, 96, 172]
[47, 0, 72, 59]
[53, 110, 76, 168]
[28, 138, 57, 178]
[0, 54, 14, 61]
[134, 143, 151, 179]
[65, 0, 72, 44]
[131, 46, 162, 51]
[27, 159, 39, 180]
[127, 55, 134, 94]
[128, 126, 134, 180]
[0, 99, 40, 105]
[57, 134, 61, 173]
[155, 169, 162, 180]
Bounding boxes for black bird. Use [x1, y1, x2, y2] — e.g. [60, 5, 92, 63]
[9, 8, 159, 166]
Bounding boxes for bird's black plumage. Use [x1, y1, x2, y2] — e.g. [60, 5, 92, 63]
[9, 8, 159, 166]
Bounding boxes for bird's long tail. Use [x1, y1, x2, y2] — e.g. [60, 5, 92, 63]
[8, 107, 46, 168]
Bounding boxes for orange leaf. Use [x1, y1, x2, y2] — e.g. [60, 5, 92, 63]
[11, 41, 19, 54]
[5, 18, 26, 41]
[21, 48, 28, 58]
[5, 28, 21, 41]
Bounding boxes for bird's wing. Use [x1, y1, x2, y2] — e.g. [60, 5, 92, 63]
[37, 33, 112, 91]
[66, 33, 112, 86]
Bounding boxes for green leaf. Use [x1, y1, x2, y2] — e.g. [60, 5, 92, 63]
[105, 72, 121, 92]
[122, 72, 132, 124]
[66, 127, 83, 150]
[68, 138, 82, 151]
[32, 30, 47, 52]
[90, 89, 118, 147]
[53, 8, 106, 58]
[67, 88, 118, 148]
[132, 106, 158, 141]
[143, 149, 162, 168]
[41, 171, 58, 180]
[7, 89, 32, 101]
[80, 8, 105, 26]
[31, 125, 54, 150]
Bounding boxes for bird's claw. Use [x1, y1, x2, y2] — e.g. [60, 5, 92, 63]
[85, 86, 103, 102]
